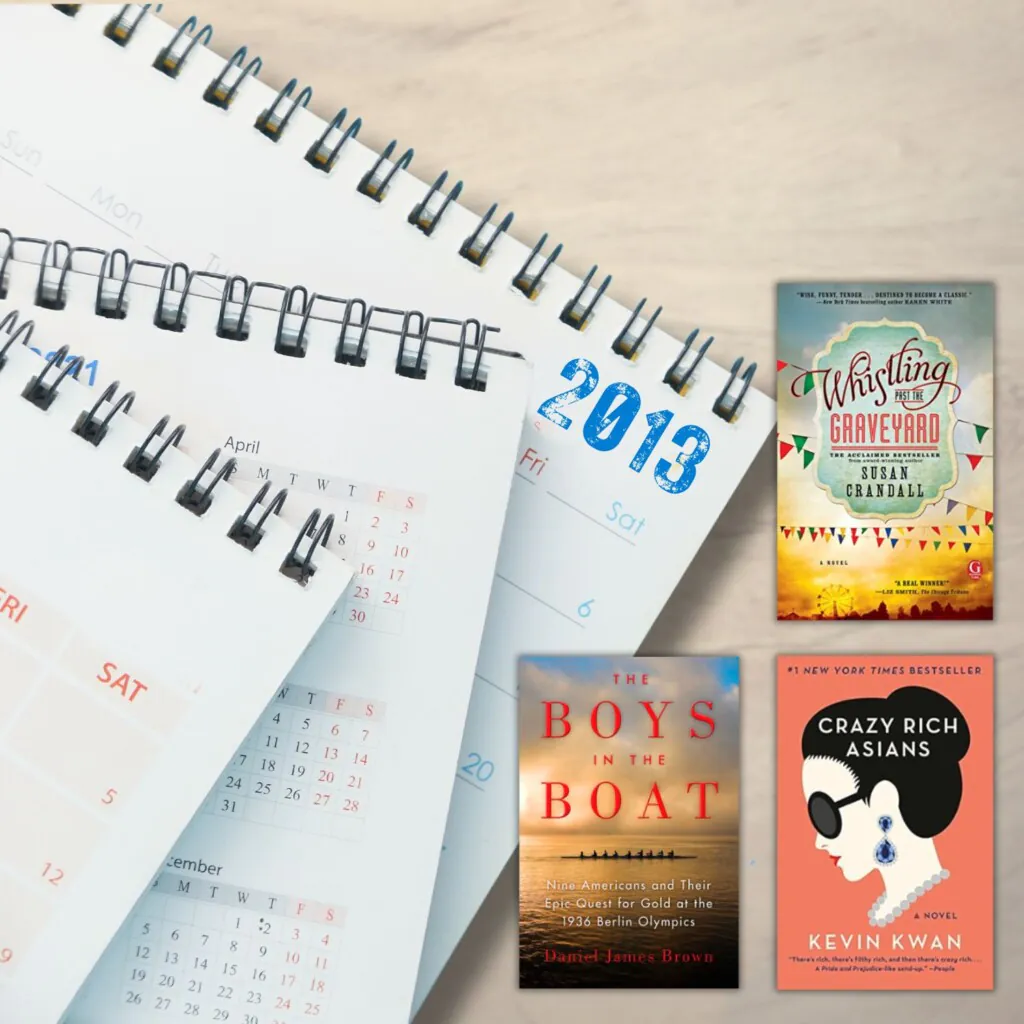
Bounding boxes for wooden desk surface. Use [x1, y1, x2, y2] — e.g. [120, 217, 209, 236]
[156, 2, 1023, 1019]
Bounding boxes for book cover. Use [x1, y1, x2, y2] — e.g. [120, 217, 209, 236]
[518, 656, 739, 989]
[776, 654, 993, 990]
[777, 284, 994, 620]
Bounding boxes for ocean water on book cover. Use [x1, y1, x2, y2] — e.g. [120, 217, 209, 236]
[518, 656, 739, 989]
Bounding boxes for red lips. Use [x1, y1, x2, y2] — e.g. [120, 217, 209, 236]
[830, 855, 841, 866]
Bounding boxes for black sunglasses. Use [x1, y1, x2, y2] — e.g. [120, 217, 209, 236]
[807, 790, 863, 839]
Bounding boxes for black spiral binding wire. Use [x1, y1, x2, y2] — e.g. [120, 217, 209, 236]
[0, 312, 331, 585]
[46, 5, 758, 420]
[0, 230, 495, 391]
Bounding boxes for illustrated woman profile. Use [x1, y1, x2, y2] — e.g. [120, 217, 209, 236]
[801, 685, 970, 927]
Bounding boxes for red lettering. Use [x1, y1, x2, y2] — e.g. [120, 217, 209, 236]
[96, 662, 149, 703]
[689, 700, 715, 738]
[590, 701, 622, 738]
[0, 589, 27, 623]
[543, 782, 570, 818]
[542, 701, 571, 739]
[687, 781, 718, 819]
[638, 782, 670, 819]
[589, 781, 621, 819]
[639, 700, 673, 738]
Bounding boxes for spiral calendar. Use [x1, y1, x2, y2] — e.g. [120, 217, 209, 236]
[0, 240, 531, 1024]
[0, 4, 776, 1013]
[0, 329, 351, 1022]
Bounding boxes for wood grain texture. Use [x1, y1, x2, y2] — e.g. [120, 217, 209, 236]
[153, 1, 1023, 1019]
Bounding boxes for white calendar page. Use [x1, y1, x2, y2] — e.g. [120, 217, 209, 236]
[0, 338, 351, 1023]
[0, 5, 776, 1008]
[0, 256, 530, 1024]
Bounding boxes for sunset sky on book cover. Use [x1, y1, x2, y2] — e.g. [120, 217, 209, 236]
[776, 654, 993, 991]
[777, 284, 994, 621]
[518, 656, 739, 989]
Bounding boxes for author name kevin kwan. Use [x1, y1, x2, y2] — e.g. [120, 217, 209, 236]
[809, 933, 961, 950]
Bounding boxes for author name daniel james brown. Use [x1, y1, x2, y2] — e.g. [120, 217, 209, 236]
[542, 949, 715, 964]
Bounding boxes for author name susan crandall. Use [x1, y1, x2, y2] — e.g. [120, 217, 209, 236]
[542, 948, 713, 964]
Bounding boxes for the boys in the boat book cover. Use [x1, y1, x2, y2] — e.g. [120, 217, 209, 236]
[518, 656, 739, 988]
[777, 284, 994, 620]
[776, 654, 993, 990]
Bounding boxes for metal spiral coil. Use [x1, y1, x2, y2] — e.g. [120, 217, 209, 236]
[72, 379, 136, 446]
[229, 481, 289, 551]
[280, 510, 335, 586]
[0, 231, 494, 391]
[0, 310, 35, 371]
[22, 344, 83, 410]
[2, 316, 317, 575]
[44, 6, 760, 419]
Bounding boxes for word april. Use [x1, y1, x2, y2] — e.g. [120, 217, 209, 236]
[96, 662, 149, 703]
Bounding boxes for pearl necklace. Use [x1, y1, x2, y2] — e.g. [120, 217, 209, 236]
[868, 869, 949, 927]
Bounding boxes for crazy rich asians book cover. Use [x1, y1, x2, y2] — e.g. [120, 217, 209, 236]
[777, 654, 993, 990]
[518, 655, 739, 989]
[777, 284, 994, 621]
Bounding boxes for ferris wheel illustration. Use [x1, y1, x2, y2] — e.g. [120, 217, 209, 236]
[817, 584, 853, 619]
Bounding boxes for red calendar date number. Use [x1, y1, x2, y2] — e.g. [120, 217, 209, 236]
[1, 947, 12, 964]
[41, 862, 64, 886]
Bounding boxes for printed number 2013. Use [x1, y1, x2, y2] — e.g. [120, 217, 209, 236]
[537, 357, 710, 495]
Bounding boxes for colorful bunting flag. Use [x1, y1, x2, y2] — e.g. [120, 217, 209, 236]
[975, 424, 990, 442]
[777, 360, 788, 372]
[802, 449, 814, 469]
[965, 454, 984, 470]
[779, 440, 794, 459]
[793, 435, 808, 452]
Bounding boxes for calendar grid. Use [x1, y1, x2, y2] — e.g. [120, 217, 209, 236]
[0, 570, 181, 984]
[116, 869, 346, 1022]
[231, 458, 425, 638]
[207, 682, 386, 840]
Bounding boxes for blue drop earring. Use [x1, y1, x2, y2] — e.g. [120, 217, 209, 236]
[874, 815, 897, 865]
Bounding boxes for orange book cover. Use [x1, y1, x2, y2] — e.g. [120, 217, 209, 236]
[776, 654, 993, 990]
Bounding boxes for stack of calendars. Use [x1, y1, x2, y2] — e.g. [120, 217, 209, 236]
[0, 5, 774, 1022]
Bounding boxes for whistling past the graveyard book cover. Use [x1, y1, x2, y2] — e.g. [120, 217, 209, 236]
[517, 656, 739, 989]
[776, 284, 994, 621]
[776, 654, 993, 991]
